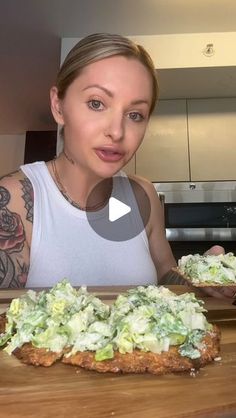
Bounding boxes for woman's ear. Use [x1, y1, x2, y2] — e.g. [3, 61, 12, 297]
[50, 86, 64, 125]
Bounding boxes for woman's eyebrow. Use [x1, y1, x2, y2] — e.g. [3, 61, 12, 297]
[82, 84, 113, 97]
[130, 99, 149, 106]
[82, 84, 149, 106]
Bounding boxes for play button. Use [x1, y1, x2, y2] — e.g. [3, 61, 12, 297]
[86, 175, 151, 242]
[109, 197, 131, 222]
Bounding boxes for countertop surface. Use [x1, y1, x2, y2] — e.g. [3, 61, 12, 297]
[0, 285, 236, 418]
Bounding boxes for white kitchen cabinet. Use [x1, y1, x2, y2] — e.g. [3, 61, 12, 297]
[188, 98, 236, 181]
[136, 100, 190, 182]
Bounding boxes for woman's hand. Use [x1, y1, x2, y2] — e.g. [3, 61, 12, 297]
[178, 245, 236, 300]
[204, 245, 225, 256]
[199, 285, 236, 300]
[202, 245, 236, 299]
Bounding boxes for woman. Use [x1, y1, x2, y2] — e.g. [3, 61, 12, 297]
[0, 33, 235, 298]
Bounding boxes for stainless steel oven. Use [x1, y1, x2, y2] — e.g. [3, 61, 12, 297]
[154, 181, 236, 259]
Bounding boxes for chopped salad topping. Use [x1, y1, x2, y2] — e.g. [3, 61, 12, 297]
[1, 279, 213, 361]
[178, 253, 236, 285]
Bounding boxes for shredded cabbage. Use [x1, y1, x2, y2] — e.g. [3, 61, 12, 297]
[178, 253, 236, 285]
[1, 280, 213, 361]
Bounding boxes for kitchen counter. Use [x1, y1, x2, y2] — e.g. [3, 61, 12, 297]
[0, 285, 236, 418]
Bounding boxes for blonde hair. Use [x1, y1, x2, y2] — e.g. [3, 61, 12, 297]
[56, 33, 159, 115]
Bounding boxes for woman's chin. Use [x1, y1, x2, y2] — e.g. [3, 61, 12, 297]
[94, 162, 125, 179]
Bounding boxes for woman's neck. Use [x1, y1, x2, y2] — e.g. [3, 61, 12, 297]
[49, 152, 112, 211]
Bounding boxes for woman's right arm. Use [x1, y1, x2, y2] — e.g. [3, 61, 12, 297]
[0, 171, 33, 288]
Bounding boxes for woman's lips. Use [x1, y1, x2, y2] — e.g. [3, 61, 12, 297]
[95, 148, 124, 162]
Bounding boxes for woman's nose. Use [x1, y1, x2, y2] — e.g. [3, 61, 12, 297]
[105, 111, 124, 142]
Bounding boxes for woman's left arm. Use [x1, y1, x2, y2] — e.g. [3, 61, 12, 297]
[133, 176, 177, 282]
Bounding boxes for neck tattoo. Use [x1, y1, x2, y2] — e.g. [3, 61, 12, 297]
[51, 159, 111, 212]
[63, 149, 75, 165]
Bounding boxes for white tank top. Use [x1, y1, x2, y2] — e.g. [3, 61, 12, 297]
[21, 162, 157, 287]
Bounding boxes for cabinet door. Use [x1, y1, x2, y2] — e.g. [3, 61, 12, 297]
[136, 100, 189, 182]
[188, 98, 236, 181]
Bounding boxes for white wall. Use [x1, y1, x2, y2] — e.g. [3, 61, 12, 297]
[0, 134, 25, 177]
[61, 32, 236, 70]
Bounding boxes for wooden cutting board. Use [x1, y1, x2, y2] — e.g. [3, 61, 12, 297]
[0, 286, 236, 418]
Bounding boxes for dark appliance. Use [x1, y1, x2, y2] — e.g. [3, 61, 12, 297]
[155, 181, 236, 260]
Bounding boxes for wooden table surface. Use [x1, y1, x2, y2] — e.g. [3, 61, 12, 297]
[0, 285, 236, 418]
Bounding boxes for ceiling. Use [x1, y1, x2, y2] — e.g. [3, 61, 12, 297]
[1, 0, 236, 134]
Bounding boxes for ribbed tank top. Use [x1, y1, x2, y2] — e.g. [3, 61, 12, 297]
[21, 162, 157, 287]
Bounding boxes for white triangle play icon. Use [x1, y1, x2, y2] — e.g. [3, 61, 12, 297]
[109, 197, 131, 222]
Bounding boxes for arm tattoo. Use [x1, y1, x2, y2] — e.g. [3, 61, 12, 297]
[0, 251, 29, 288]
[20, 178, 34, 223]
[160, 269, 186, 285]
[0, 187, 25, 253]
[0, 171, 18, 181]
[0, 186, 10, 207]
[0, 186, 28, 288]
[0, 250, 15, 287]
[16, 260, 29, 287]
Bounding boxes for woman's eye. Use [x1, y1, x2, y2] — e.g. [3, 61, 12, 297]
[88, 100, 104, 111]
[128, 112, 144, 122]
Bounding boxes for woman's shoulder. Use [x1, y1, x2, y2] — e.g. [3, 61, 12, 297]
[127, 173, 158, 202]
[127, 173, 151, 187]
[1, 169, 23, 192]
[0, 169, 33, 215]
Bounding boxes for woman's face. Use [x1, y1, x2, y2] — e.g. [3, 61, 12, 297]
[51, 55, 153, 178]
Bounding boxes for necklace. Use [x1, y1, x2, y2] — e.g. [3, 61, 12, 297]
[51, 159, 111, 211]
